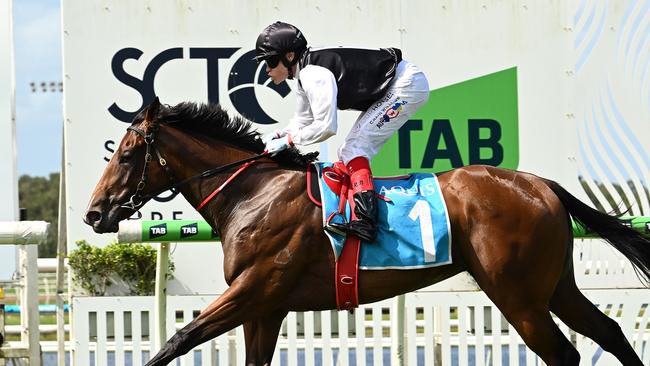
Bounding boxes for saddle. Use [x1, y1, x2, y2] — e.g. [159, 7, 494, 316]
[307, 162, 453, 311]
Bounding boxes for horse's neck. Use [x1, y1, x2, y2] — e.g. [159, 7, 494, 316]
[159, 127, 304, 233]
[173, 148, 254, 203]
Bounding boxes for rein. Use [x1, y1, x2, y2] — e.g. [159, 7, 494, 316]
[120, 123, 268, 215]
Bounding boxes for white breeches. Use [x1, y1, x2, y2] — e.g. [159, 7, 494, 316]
[338, 60, 430, 165]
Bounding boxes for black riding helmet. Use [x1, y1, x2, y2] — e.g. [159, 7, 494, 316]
[254, 21, 307, 79]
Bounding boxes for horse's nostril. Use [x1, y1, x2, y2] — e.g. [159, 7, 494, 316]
[85, 210, 102, 224]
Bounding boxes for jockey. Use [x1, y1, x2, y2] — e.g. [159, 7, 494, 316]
[256, 21, 430, 242]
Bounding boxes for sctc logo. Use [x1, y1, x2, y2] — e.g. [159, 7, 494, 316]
[108, 47, 290, 124]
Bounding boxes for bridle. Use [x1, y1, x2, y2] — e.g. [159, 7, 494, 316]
[118, 121, 268, 215]
[118, 123, 168, 212]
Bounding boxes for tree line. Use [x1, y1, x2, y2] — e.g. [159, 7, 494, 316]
[18, 173, 59, 257]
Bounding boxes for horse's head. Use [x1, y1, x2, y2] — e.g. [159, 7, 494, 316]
[84, 98, 172, 233]
[85, 98, 320, 233]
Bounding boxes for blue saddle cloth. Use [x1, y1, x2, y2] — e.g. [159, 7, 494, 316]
[314, 162, 452, 270]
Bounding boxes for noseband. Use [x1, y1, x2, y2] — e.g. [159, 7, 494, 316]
[118, 122, 269, 216]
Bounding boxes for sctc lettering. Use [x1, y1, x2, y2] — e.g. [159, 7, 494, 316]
[108, 47, 238, 123]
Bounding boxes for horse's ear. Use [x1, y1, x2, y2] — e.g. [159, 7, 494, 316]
[145, 97, 161, 121]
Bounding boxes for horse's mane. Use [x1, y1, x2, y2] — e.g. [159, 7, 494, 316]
[141, 102, 318, 168]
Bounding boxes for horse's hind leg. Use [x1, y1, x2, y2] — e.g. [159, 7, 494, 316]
[497, 303, 580, 365]
[550, 273, 643, 365]
[471, 256, 580, 364]
[243, 310, 288, 366]
[462, 215, 580, 363]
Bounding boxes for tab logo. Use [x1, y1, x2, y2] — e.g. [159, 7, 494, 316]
[150, 223, 168, 239]
[180, 223, 199, 238]
[372, 67, 519, 175]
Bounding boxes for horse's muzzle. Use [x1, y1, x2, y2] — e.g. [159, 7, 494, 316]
[83, 207, 119, 233]
[83, 210, 101, 225]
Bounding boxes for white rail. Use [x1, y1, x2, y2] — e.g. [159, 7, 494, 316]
[0, 221, 49, 245]
[0, 220, 48, 366]
[68, 221, 650, 365]
[113, 221, 650, 365]
[72, 289, 650, 366]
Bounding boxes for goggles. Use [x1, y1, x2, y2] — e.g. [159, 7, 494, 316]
[263, 55, 281, 68]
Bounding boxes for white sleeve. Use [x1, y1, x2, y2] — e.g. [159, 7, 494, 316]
[280, 65, 338, 146]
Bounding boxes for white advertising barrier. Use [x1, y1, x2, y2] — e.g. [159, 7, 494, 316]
[0, 0, 18, 281]
[62, 1, 650, 295]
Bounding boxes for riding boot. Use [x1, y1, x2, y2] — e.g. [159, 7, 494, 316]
[329, 157, 378, 242]
[347, 190, 378, 242]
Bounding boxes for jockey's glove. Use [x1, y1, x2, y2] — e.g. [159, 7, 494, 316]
[261, 129, 285, 145]
[264, 134, 293, 155]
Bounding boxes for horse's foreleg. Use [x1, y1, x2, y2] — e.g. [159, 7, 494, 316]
[243, 310, 289, 366]
[145, 283, 259, 366]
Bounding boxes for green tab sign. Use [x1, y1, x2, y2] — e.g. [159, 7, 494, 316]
[117, 217, 650, 244]
[140, 220, 219, 242]
[372, 67, 519, 176]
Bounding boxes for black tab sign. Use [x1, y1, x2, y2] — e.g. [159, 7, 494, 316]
[150, 223, 168, 239]
[180, 223, 199, 238]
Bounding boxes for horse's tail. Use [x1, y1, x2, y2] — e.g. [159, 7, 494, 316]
[543, 178, 650, 286]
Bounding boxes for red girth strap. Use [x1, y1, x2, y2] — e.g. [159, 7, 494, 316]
[324, 163, 361, 311]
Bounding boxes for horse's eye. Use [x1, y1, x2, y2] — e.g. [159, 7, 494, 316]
[119, 151, 132, 164]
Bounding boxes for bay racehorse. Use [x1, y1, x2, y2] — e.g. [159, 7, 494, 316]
[84, 99, 650, 366]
